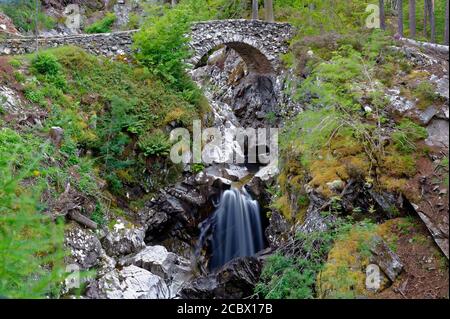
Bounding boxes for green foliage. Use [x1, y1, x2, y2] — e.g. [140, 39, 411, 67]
[26, 46, 199, 195]
[134, 0, 246, 105]
[0, 128, 66, 298]
[392, 119, 428, 154]
[9, 59, 22, 69]
[413, 82, 440, 108]
[280, 108, 340, 167]
[0, 0, 56, 32]
[32, 53, 61, 76]
[275, 0, 371, 39]
[85, 13, 117, 34]
[191, 163, 205, 173]
[31, 53, 67, 91]
[138, 130, 172, 157]
[255, 221, 345, 299]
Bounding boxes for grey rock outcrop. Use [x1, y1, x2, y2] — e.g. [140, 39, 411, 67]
[86, 265, 169, 299]
[101, 224, 146, 257]
[120, 245, 193, 297]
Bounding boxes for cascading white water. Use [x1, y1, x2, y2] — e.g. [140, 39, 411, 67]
[208, 188, 265, 270]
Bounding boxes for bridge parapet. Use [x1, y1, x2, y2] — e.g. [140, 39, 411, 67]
[1, 20, 295, 74]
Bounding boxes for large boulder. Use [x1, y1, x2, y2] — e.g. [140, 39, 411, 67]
[369, 235, 403, 282]
[86, 265, 169, 299]
[64, 222, 103, 270]
[120, 245, 193, 297]
[101, 222, 145, 257]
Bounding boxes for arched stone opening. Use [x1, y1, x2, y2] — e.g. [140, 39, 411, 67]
[191, 41, 275, 75]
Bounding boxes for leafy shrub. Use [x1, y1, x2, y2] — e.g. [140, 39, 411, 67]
[138, 130, 172, 157]
[191, 163, 205, 173]
[32, 53, 62, 77]
[255, 224, 340, 299]
[85, 13, 117, 34]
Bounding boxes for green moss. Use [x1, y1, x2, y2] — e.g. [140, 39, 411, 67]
[412, 82, 440, 110]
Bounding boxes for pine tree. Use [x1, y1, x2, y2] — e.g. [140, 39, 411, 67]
[445, 0, 449, 45]
[397, 0, 404, 36]
[429, 0, 436, 43]
[264, 0, 274, 22]
[0, 129, 66, 298]
[252, 0, 259, 20]
[380, 0, 386, 30]
[409, 0, 416, 38]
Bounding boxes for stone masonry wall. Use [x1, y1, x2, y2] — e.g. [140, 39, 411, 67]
[1, 20, 295, 74]
[0, 30, 137, 57]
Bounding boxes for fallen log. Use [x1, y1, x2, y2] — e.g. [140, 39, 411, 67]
[68, 210, 98, 230]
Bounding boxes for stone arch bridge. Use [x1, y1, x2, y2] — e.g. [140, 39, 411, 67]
[0, 19, 294, 74]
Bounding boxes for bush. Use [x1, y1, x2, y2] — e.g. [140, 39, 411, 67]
[138, 130, 172, 157]
[32, 53, 62, 77]
[255, 225, 339, 299]
[85, 13, 117, 34]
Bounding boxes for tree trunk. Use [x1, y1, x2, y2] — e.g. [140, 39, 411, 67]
[445, 0, 449, 45]
[397, 0, 404, 36]
[409, 0, 416, 38]
[171, 0, 177, 8]
[424, 0, 428, 38]
[264, 0, 274, 22]
[429, 0, 436, 43]
[252, 0, 259, 20]
[380, 0, 386, 30]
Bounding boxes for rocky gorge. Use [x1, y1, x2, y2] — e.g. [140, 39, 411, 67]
[1, 0, 449, 300]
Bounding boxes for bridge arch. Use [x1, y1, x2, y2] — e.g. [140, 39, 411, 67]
[187, 20, 294, 74]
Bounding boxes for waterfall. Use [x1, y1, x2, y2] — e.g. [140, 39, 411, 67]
[208, 188, 265, 270]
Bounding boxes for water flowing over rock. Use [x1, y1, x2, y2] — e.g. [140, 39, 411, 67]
[207, 188, 265, 270]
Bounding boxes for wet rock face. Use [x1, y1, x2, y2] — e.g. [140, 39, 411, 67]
[191, 47, 302, 129]
[265, 212, 290, 248]
[232, 74, 278, 127]
[179, 256, 262, 299]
